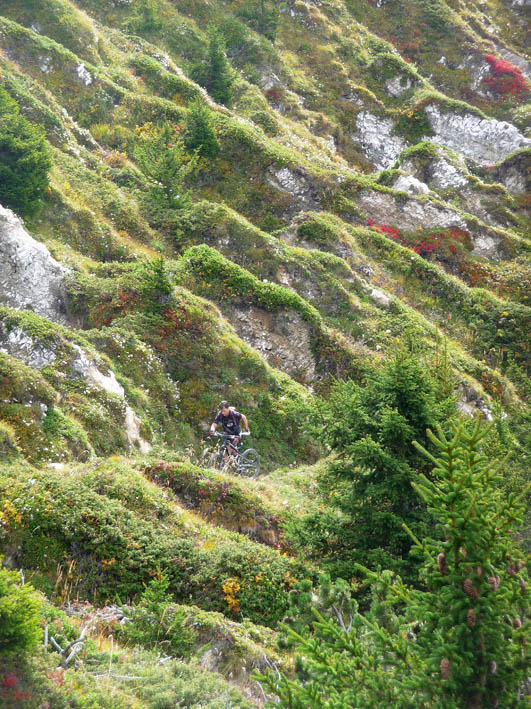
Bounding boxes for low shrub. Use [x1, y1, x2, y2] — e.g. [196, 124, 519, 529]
[0, 567, 42, 656]
[1, 467, 314, 626]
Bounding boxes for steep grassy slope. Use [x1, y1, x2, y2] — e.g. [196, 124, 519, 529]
[0, 0, 529, 704]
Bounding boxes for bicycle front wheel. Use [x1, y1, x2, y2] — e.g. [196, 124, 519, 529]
[238, 448, 260, 478]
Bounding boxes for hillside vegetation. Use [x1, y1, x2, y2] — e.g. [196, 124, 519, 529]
[0, 0, 529, 705]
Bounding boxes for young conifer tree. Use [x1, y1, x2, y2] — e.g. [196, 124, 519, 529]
[183, 101, 220, 159]
[191, 30, 235, 106]
[134, 123, 198, 215]
[0, 87, 51, 214]
[257, 417, 529, 708]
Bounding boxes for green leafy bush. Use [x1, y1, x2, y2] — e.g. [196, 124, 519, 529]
[0, 566, 42, 655]
[2, 466, 313, 626]
[0, 86, 51, 214]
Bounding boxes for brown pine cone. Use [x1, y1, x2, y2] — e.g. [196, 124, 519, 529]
[463, 578, 479, 599]
[520, 578, 527, 592]
[440, 657, 450, 680]
[437, 552, 447, 575]
[476, 566, 483, 579]
[466, 608, 476, 628]
[513, 618, 522, 629]
[516, 560, 525, 571]
[489, 661, 497, 674]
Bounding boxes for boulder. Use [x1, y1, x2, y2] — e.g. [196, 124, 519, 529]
[393, 175, 430, 195]
[0, 205, 72, 325]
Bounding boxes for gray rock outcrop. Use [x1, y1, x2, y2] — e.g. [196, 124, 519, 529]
[357, 190, 467, 231]
[232, 306, 316, 384]
[0, 205, 72, 325]
[354, 112, 407, 169]
[393, 175, 430, 195]
[266, 166, 321, 211]
[425, 105, 531, 165]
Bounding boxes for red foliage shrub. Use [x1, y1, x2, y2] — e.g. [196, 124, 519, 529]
[483, 55, 529, 96]
[2, 673, 18, 689]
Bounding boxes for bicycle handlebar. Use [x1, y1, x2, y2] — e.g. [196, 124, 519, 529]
[212, 431, 250, 438]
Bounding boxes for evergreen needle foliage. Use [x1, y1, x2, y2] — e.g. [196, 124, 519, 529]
[236, 0, 282, 41]
[289, 354, 455, 583]
[191, 30, 235, 106]
[0, 87, 51, 215]
[138, 256, 174, 316]
[257, 418, 530, 708]
[122, 571, 196, 657]
[184, 101, 220, 159]
[134, 122, 198, 215]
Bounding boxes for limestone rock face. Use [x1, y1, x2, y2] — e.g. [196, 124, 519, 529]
[0, 205, 72, 325]
[0, 316, 151, 454]
[232, 306, 316, 384]
[357, 190, 467, 231]
[266, 166, 321, 211]
[354, 112, 407, 169]
[399, 152, 469, 191]
[425, 105, 531, 165]
[393, 175, 430, 195]
[0, 324, 57, 369]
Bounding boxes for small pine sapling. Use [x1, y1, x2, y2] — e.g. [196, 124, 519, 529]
[256, 417, 529, 708]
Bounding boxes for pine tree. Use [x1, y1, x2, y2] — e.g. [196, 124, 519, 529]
[257, 417, 530, 707]
[183, 101, 220, 159]
[0, 87, 51, 215]
[191, 30, 235, 107]
[289, 354, 454, 583]
[138, 256, 174, 316]
[237, 0, 282, 41]
[134, 122, 198, 216]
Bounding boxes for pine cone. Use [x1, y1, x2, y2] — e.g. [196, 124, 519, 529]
[489, 660, 497, 674]
[466, 608, 476, 628]
[516, 560, 525, 571]
[463, 578, 479, 599]
[476, 566, 483, 579]
[440, 657, 450, 680]
[437, 552, 447, 575]
[487, 575, 501, 591]
[513, 618, 522, 629]
[520, 578, 527, 592]
[507, 565, 516, 575]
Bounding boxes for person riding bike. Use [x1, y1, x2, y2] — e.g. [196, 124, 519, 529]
[209, 401, 250, 456]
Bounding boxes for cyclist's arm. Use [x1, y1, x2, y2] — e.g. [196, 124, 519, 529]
[241, 414, 250, 432]
[210, 422, 218, 434]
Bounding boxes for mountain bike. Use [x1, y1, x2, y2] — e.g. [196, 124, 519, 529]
[206, 432, 260, 478]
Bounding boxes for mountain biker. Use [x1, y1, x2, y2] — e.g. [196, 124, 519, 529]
[209, 401, 250, 455]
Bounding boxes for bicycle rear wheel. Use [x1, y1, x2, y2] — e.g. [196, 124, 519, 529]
[238, 448, 260, 478]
